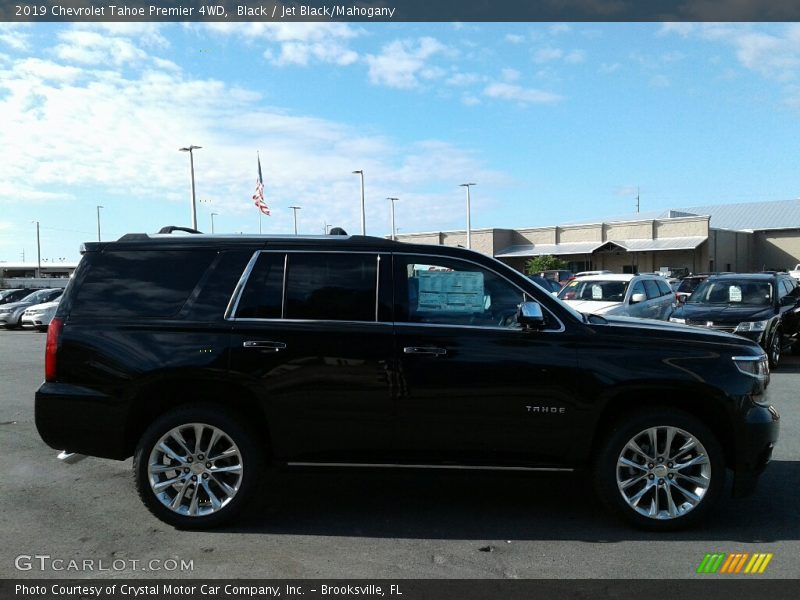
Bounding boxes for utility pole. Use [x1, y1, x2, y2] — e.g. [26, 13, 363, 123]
[32, 221, 41, 278]
[459, 183, 476, 249]
[636, 187, 640, 213]
[179, 145, 202, 229]
[96, 205, 103, 241]
[352, 170, 365, 235]
[386, 197, 399, 241]
[289, 206, 301, 234]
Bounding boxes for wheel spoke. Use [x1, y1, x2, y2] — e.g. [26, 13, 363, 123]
[670, 480, 701, 503]
[618, 457, 648, 471]
[211, 464, 242, 474]
[193, 424, 204, 454]
[664, 482, 679, 518]
[619, 474, 647, 489]
[628, 479, 655, 507]
[170, 429, 194, 458]
[204, 428, 222, 457]
[649, 485, 660, 517]
[150, 464, 181, 474]
[670, 437, 697, 461]
[153, 475, 183, 491]
[188, 482, 200, 516]
[170, 480, 190, 509]
[675, 473, 709, 488]
[210, 473, 237, 497]
[674, 454, 708, 470]
[663, 427, 676, 459]
[202, 481, 222, 510]
[209, 447, 240, 462]
[647, 428, 658, 458]
[157, 442, 185, 464]
[624, 439, 653, 462]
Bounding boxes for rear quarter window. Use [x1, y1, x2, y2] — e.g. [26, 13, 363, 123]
[70, 250, 217, 318]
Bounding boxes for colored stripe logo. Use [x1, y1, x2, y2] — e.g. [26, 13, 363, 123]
[697, 553, 773, 574]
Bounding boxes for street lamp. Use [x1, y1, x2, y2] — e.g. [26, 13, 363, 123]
[288, 206, 301, 235]
[31, 221, 41, 278]
[179, 145, 202, 230]
[96, 205, 104, 242]
[352, 170, 365, 235]
[210, 212, 218, 234]
[386, 197, 399, 241]
[459, 183, 476, 249]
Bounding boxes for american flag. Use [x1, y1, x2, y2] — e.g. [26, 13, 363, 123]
[252, 153, 270, 216]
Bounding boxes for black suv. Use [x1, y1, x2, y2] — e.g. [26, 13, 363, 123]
[36, 231, 779, 530]
[670, 272, 800, 369]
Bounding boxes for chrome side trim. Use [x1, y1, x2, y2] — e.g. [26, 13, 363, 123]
[224, 250, 261, 321]
[281, 253, 288, 319]
[286, 462, 574, 472]
[375, 254, 381, 322]
[731, 355, 767, 361]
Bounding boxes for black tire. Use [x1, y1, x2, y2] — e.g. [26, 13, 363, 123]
[594, 408, 725, 531]
[133, 404, 263, 529]
[768, 328, 782, 369]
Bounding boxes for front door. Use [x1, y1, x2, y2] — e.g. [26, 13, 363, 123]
[392, 253, 582, 467]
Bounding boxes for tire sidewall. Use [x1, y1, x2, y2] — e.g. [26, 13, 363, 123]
[594, 408, 725, 531]
[133, 404, 263, 529]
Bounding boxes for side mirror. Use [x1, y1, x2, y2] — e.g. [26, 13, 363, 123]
[780, 295, 796, 307]
[630, 293, 647, 304]
[517, 301, 545, 329]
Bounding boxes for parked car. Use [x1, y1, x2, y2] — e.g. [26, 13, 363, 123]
[533, 269, 574, 286]
[669, 272, 800, 368]
[527, 275, 561, 294]
[0, 288, 63, 329]
[557, 274, 675, 320]
[36, 229, 778, 531]
[574, 270, 612, 278]
[674, 274, 713, 303]
[789, 264, 800, 281]
[0, 288, 36, 305]
[21, 298, 61, 331]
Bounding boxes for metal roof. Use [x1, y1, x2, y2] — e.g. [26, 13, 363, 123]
[562, 199, 800, 232]
[495, 241, 612, 258]
[682, 199, 800, 231]
[614, 236, 707, 252]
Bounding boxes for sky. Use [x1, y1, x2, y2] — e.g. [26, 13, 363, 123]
[1, 21, 800, 262]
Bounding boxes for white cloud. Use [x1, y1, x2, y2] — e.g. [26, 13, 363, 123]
[0, 23, 31, 51]
[446, 72, 482, 86]
[533, 47, 564, 64]
[365, 37, 447, 89]
[206, 22, 361, 68]
[564, 50, 586, 64]
[505, 34, 525, 45]
[483, 82, 562, 105]
[501, 68, 520, 82]
[53, 30, 148, 67]
[599, 62, 622, 74]
[650, 74, 670, 88]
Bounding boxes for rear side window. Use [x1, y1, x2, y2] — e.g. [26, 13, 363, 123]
[71, 250, 216, 318]
[236, 253, 285, 319]
[643, 280, 662, 299]
[656, 279, 672, 296]
[284, 253, 377, 322]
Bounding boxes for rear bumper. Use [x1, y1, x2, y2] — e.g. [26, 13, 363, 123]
[732, 403, 780, 498]
[35, 382, 131, 460]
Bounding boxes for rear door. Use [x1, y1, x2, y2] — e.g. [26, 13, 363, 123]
[227, 250, 396, 463]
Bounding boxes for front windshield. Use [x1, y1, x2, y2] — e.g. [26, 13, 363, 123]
[687, 281, 772, 305]
[557, 279, 629, 302]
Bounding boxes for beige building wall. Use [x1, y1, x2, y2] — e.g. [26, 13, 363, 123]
[557, 225, 603, 243]
[654, 217, 709, 238]
[605, 222, 652, 241]
[517, 227, 557, 245]
[754, 229, 800, 271]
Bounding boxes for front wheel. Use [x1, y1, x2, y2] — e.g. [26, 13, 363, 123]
[594, 409, 725, 531]
[133, 404, 263, 529]
[768, 328, 782, 369]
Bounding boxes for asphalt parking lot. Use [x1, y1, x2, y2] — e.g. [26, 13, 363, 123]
[0, 328, 798, 580]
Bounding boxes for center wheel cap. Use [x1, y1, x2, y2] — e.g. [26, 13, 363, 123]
[191, 462, 205, 475]
[653, 464, 668, 477]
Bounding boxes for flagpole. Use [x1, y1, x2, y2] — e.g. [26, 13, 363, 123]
[259, 212, 262, 234]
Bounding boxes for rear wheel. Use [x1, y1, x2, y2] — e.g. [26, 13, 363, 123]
[594, 409, 725, 530]
[133, 404, 263, 529]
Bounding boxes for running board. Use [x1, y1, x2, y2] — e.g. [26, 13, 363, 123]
[286, 462, 574, 472]
[57, 451, 87, 464]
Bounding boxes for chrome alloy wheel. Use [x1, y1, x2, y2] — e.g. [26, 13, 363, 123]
[147, 423, 243, 517]
[769, 333, 781, 368]
[616, 426, 711, 520]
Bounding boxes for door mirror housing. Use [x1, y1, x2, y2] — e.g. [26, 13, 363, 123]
[780, 295, 797, 307]
[630, 293, 647, 304]
[518, 301, 545, 329]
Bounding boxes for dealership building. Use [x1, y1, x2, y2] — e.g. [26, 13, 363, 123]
[394, 199, 800, 275]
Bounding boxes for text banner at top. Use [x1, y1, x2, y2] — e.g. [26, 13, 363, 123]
[4, 0, 800, 22]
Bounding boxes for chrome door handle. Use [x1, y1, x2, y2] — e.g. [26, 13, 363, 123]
[403, 346, 447, 357]
[243, 341, 287, 352]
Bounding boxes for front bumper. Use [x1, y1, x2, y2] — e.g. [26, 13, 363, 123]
[732, 403, 780, 497]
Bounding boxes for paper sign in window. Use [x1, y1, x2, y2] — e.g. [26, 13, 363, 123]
[591, 285, 603, 299]
[417, 271, 485, 313]
[729, 286, 742, 302]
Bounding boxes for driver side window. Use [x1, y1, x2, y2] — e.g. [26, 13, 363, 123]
[394, 256, 525, 329]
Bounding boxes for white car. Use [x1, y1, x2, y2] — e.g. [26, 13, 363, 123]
[557, 273, 675, 320]
[21, 298, 60, 331]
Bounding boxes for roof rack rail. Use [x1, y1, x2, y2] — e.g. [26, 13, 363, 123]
[157, 226, 203, 234]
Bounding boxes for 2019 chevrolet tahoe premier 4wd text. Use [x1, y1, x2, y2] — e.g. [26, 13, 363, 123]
[35, 230, 779, 530]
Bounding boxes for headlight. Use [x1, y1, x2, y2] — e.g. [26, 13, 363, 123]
[733, 354, 769, 382]
[735, 320, 768, 332]
[669, 317, 685, 324]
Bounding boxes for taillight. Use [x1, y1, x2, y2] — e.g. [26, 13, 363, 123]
[45, 317, 63, 382]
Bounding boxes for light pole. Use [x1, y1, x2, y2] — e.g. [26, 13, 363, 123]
[352, 170, 365, 235]
[32, 221, 41, 278]
[210, 212, 218, 234]
[386, 197, 399, 240]
[179, 145, 202, 230]
[459, 183, 476, 249]
[96, 205, 103, 241]
[288, 206, 301, 235]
